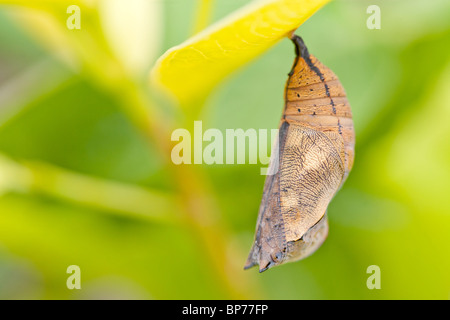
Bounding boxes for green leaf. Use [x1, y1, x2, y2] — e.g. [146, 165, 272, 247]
[150, 0, 331, 107]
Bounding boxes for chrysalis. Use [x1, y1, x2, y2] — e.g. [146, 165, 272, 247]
[245, 35, 355, 273]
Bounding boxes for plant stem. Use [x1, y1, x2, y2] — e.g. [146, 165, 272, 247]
[109, 78, 260, 298]
[0, 154, 177, 223]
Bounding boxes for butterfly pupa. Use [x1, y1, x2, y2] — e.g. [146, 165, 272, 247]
[244, 35, 355, 273]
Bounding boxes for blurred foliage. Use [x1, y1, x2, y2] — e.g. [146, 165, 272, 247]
[0, 0, 449, 300]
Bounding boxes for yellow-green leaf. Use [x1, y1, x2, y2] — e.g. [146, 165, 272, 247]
[150, 0, 331, 107]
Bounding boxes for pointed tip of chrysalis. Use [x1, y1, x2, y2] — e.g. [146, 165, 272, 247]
[244, 257, 275, 273]
[243, 258, 256, 270]
[244, 244, 281, 273]
[258, 262, 275, 273]
[244, 243, 259, 270]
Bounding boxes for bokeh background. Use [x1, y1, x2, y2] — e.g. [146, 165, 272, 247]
[0, 0, 449, 299]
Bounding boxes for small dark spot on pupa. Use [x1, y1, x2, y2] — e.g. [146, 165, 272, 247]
[310, 89, 313, 92]
[297, 108, 301, 113]
[297, 93, 300, 98]
[313, 112, 316, 115]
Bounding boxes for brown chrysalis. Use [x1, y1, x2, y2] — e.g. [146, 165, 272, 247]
[244, 35, 355, 272]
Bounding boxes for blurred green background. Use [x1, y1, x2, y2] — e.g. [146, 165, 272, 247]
[0, 0, 449, 299]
